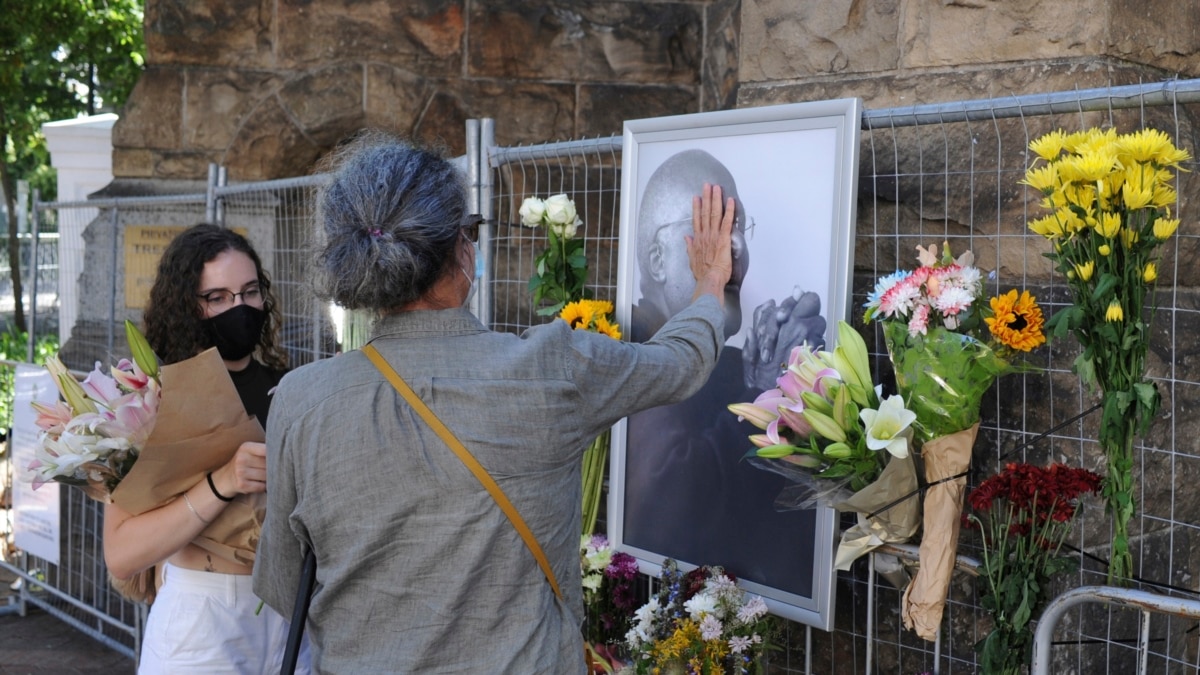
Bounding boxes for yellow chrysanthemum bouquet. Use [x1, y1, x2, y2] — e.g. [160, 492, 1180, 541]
[1023, 126, 1191, 584]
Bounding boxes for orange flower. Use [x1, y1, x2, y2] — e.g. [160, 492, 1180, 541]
[985, 290, 1046, 352]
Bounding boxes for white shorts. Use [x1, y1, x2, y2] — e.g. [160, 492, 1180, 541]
[138, 563, 311, 675]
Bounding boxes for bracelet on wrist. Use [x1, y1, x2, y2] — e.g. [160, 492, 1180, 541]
[206, 471, 235, 503]
[182, 492, 211, 525]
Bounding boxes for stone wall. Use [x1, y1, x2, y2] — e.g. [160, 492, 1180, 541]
[113, 0, 740, 183]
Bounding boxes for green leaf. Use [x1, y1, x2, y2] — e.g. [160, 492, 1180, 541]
[535, 301, 566, 316]
[816, 463, 854, 479]
[1090, 272, 1119, 302]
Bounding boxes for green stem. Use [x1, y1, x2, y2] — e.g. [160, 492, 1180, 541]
[581, 430, 611, 537]
[1100, 402, 1136, 585]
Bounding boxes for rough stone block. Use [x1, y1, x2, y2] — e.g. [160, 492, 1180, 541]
[463, 82, 578, 147]
[152, 151, 224, 180]
[739, 0, 902, 82]
[274, 0, 461, 74]
[578, 84, 697, 137]
[899, 0, 1108, 68]
[276, 65, 367, 148]
[365, 65, 438, 137]
[112, 68, 184, 150]
[184, 70, 284, 150]
[223, 99, 323, 181]
[702, 0, 740, 111]
[111, 149, 157, 180]
[468, 2, 702, 84]
[146, 0, 273, 68]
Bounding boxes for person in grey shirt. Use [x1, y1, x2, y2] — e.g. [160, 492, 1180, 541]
[253, 131, 736, 674]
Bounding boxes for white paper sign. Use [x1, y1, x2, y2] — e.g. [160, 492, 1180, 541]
[11, 364, 61, 565]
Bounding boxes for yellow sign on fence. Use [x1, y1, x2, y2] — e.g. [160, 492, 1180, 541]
[123, 225, 247, 309]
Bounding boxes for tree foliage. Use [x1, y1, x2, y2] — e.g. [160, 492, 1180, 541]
[0, 0, 145, 332]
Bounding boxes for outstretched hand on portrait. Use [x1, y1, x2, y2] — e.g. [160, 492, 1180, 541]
[743, 288, 826, 390]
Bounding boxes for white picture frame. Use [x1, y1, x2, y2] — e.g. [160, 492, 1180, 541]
[609, 98, 862, 630]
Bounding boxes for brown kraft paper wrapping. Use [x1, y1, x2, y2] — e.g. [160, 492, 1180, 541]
[901, 423, 980, 641]
[833, 451, 921, 570]
[110, 348, 266, 568]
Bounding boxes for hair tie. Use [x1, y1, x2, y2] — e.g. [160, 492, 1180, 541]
[369, 227, 383, 238]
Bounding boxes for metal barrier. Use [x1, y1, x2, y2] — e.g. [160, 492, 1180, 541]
[1032, 586, 1200, 675]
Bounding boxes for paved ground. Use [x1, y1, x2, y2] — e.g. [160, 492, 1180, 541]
[0, 555, 137, 674]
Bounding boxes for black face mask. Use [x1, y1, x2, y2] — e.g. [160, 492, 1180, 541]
[202, 304, 267, 361]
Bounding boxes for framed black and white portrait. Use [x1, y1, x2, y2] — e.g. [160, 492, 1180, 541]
[609, 98, 862, 629]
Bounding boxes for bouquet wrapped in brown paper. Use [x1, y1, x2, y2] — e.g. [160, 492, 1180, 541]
[28, 321, 265, 600]
[864, 243, 1046, 641]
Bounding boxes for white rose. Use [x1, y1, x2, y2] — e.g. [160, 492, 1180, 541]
[543, 193, 577, 226]
[519, 197, 546, 227]
[548, 218, 580, 240]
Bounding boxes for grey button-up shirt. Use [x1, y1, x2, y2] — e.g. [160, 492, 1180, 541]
[254, 295, 724, 674]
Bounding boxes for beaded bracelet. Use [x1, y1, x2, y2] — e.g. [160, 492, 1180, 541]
[206, 472, 235, 502]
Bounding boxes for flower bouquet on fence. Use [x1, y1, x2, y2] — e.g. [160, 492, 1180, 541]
[521, 193, 588, 316]
[864, 241, 1046, 640]
[964, 463, 1102, 675]
[581, 534, 640, 673]
[727, 321, 921, 572]
[561, 300, 623, 536]
[27, 320, 267, 601]
[1023, 127, 1190, 584]
[624, 559, 777, 675]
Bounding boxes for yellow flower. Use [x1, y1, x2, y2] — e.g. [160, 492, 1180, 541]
[594, 316, 622, 340]
[1023, 164, 1059, 193]
[1158, 143, 1193, 168]
[1058, 151, 1119, 183]
[1028, 214, 1065, 240]
[1121, 227, 1139, 249]
[1098, 244, 1112, 256]
[1074, 261, 1095, 282]
[560, 301, 591, 329]
[1153, 217, 1180, 240]
[1029, 129, 1067, 161]
[1143, 262, 1157, 283]
[560, 299, 622, 339]
[1119, 128, 1191, 167]
[1152, 184, 1177, 208]
[1119, 128, 1175, 163]
[1066, 128, 1116, 155]
[1105, 300, 1124, 322]
[986, 289, 1046, 352]
[1095, 212, 1121, 238]
[1121, 168, 1154, 210]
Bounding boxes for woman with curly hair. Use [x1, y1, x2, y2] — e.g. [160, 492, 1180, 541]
[104, 223, 309, 674]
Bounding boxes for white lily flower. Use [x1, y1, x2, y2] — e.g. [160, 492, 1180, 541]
[859, 394, 916, 458]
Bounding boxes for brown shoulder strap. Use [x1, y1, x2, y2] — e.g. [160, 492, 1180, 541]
[361, 344, 564, 602]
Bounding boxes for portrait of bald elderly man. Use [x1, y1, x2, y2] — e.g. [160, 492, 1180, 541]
[621, 147, 833, 599]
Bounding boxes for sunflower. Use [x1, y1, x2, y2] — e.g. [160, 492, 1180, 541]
[559, 301, 592, 329]
[559, 299, 622, 339]
[594, 316, 622, 340]
[986, 290, 1046, 352]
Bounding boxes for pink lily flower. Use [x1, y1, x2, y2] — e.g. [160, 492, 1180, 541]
[112, 358, 151, 392]
[81, 363, 123, 407]
[31, 400, 74, 433]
